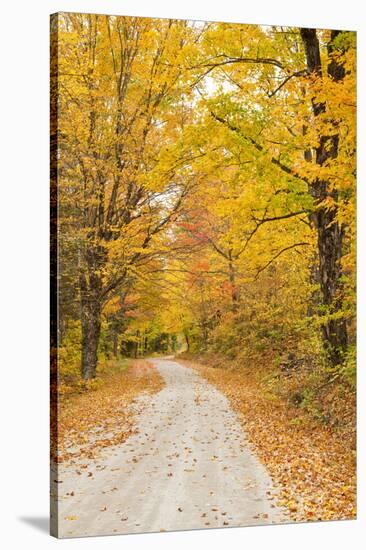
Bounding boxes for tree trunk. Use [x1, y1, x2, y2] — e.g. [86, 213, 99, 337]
[134, 331, 139, 358]
[300, 28, 348, 366]
[80, 296, 101, 379]
[228, 255, 239, 311]
[79, 245, 104, 379]
[113, 330, 118, 357]
[315, 207, 347, 365]
[184, 332, 190, 352]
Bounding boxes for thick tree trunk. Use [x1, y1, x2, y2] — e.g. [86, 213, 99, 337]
[315, 207, 347, 365]
[300, 28, 348, 366]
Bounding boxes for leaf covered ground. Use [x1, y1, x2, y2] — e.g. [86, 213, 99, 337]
[180, 357, 356, 523]
[51, 359, 164, 464]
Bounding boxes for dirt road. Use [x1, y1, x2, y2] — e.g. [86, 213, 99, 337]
[55, 358, 287, 537]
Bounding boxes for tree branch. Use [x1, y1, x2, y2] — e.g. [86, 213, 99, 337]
[252, 210, 308, 224]
[191, 55, 283, 71]
[254, 242, 310, 279]
[267, 69, 308, 98]
[210, 111, 310, 185]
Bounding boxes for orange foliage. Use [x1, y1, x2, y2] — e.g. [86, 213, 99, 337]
[52, 360, 164, 464]
[182, 358, 356, 522]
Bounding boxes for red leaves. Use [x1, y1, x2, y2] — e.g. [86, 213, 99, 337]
[176, 221, 210, 243]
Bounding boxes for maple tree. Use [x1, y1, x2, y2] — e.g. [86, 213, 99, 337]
[54, 14, 200, 378]
[52, 16, 355, 405]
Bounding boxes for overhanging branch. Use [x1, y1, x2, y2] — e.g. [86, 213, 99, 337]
[210, 111, 310, 185]
[254, 242, 310, 279]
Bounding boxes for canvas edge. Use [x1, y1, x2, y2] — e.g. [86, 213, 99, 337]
[50, 11, 59, 539]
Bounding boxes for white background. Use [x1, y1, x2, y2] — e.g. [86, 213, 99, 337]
[0, 0, 364, 548]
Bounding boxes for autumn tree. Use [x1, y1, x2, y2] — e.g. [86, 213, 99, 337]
[53, 16, 355, 381]
[56, 14, 199, 378]
[299, 28, 355, 366]
[178, 23, 356, 368]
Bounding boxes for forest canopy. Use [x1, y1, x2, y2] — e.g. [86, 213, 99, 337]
[51, 14, 356, 390]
